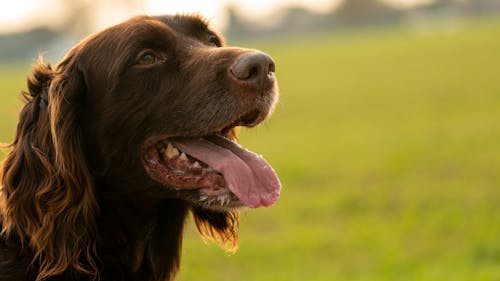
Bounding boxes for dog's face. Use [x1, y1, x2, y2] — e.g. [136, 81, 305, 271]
[67, 15, 280, 210]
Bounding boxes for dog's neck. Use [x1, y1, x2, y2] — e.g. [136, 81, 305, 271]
[96, 195, 190, 281]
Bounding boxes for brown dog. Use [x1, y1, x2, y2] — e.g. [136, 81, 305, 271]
[0, 14, 280, 281]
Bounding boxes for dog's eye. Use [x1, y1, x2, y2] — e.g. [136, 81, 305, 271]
[138, 52, 157, 65]
[136, 50, 167, 66]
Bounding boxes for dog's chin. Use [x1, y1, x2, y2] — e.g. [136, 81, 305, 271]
[182, 189, 245, 211]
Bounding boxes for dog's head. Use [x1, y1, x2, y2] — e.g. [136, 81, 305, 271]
[76, 14, 281, 209]
[1, 14, 280, 280]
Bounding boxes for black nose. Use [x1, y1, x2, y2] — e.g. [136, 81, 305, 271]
[229, 51, 276, 88]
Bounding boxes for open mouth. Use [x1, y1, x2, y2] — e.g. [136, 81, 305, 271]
[143, 129, 281, 209]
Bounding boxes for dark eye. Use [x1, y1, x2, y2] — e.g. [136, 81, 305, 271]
[138, 52, 157, 65]
[207, 35, 220, 47]
[136, 50, 167, 66]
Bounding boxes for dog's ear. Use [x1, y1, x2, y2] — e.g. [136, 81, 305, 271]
[0, 56, 99, 280]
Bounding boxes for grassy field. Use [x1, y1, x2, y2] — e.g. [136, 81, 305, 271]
[1, 17, 500, 281]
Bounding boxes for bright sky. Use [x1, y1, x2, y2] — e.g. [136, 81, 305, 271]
[146, 0, 341, 30]
[0, 0, 433, 34]
[0, 0, 52, 33]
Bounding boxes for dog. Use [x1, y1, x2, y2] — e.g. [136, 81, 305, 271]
[0, 14, 280, 281]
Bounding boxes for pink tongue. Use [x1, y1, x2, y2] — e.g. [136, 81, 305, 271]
[172, 136, 281, 208]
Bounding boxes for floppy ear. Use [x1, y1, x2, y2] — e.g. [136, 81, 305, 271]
[0, 57, 98, 280]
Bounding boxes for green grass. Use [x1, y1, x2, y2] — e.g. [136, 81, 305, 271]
[2, 17, 500, 281]
[0, 64, 28, 144]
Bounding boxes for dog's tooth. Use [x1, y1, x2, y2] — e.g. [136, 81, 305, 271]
[180, 152, 188, 161]
[165, 143, 180, 158]
[216, 194, 226, 206]
[190, 161, 202, 175]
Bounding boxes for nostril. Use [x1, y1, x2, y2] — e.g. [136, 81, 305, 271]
[267, 62, 276, 82]
[268, 61, 275, 74]
[247, 66, 260, 80]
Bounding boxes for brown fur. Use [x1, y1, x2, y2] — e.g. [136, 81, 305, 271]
[0, 14, 277, 281]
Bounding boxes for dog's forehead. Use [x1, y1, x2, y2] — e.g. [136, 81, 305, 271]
[153, 14, 222, 41]
[155, 14, 209, 33]
[64, 14, 225, 73]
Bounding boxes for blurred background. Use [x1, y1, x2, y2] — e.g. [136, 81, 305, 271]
[1, 0, 500, 280]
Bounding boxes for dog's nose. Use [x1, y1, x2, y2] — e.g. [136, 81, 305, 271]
[229, 52, 276, 88]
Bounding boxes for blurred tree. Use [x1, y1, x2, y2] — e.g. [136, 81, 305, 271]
[333, 0, 401, 24]
[225, 5, 253, 39]
[429, 0, 463, 8]
[465, 0, 500, 13]
[0, 28, 58, 63]
[225, 5, 336, 41]
[424, 0, 500, 14]
[0, 0, 145, 62]
[56, 0, 144, 36]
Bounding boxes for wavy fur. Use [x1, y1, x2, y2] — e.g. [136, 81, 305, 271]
[0, 14, 277, 281]
[1, 57, 98, 280]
